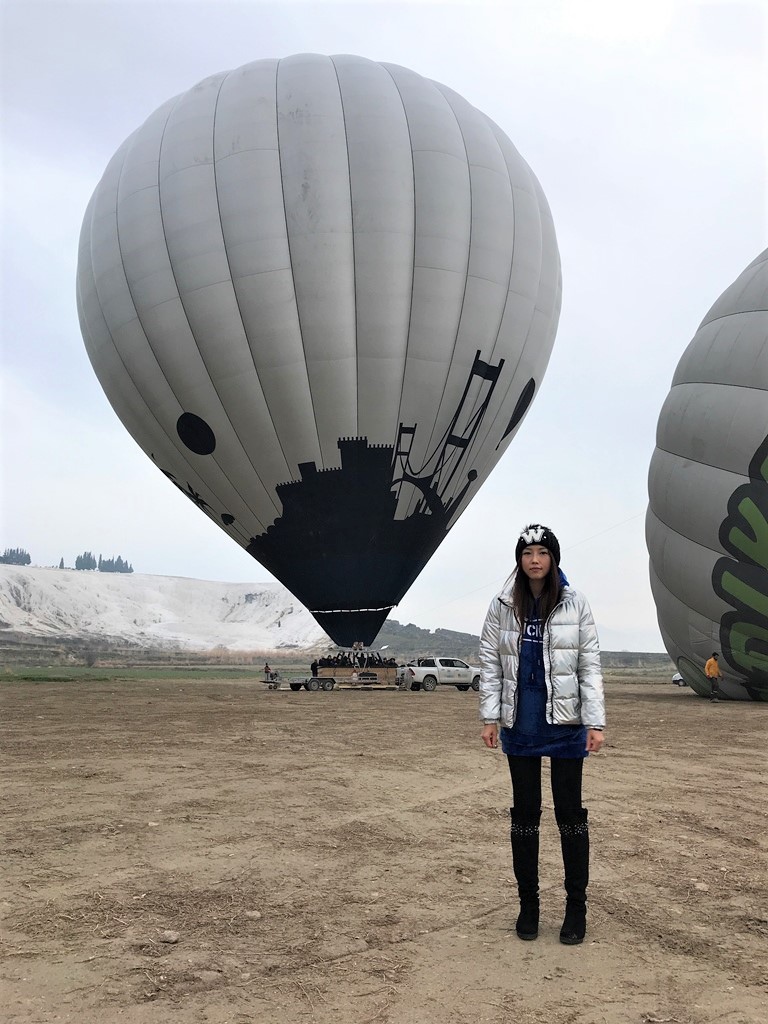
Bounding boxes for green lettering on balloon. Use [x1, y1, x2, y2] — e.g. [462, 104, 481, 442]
[719, 568, 768, 619]
[727, 496, 768, 571]
[722, 618, 768, 676]
[712, 433, 768, 695]
[755, 445, 768, 485]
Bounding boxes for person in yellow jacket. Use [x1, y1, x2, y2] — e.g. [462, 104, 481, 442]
[704, 653, 721, 702]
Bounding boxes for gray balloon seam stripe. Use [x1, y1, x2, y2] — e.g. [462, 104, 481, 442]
[143, 68, 289, 519]
[114, 89, 268, 521]
[153, 69, 287, 517]
[652, 396, 768, 477]
[414, 125, 561, 515]
[214, 58, 326, 479]
[133, 73, 290, 523]
[275, 54, 360, 468]
[342, 55, 552, 507]
[84, 91, 279, 532]
[406, 80, 523, 506]
[380, 62, 476, 496]
[330, 55, 416, 448]
[209, 62, 304, 492]
[646, 507, 734, 618]
[79, 149, 258, 533]
[80, 59, 331, 532]
[382, 60, 552, 524]
[647, 450, 761, 559]
[80, 253, 263, 542]
[370, 58, 536, 509]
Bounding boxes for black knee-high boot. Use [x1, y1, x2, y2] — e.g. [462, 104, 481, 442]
[557, 808, 589, 945]
[510, 808, 541, 940]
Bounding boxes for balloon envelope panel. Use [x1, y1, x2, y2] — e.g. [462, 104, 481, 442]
[77, 54, 561, 645]
[647, 249, 768, 700]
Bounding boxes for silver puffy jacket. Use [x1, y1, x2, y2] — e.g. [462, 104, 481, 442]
[478, 581, 605, 730]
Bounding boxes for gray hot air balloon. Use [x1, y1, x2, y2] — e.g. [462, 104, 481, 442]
[77, 54, 561, 646]
[647, 249, 768, 701]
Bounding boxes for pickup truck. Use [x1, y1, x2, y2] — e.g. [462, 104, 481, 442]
[398, 657, 482, 692]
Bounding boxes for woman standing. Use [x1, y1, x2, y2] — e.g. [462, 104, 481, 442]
[479, 524, 605, 945]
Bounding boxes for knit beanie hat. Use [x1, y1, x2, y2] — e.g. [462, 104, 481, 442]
[515, 524, 561, 566]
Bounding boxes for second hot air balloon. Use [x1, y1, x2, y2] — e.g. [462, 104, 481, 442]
[647, 249, 768, 701]
[77, 54, 562, 645]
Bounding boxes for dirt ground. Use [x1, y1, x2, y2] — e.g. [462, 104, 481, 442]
[2, 675, 767, 1024]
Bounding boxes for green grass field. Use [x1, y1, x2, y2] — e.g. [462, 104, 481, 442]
[0, 662, 313, 684]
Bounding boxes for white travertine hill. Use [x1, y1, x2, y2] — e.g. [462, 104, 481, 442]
[0, 566, 328, 651]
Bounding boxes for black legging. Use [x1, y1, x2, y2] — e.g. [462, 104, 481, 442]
[507, 755, 584, 819]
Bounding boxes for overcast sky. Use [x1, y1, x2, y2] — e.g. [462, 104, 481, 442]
[1, 0, 765, 651]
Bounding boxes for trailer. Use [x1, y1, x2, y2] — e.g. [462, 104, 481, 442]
[288, 661, 399, 691]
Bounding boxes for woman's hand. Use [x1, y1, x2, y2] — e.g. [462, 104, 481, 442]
[586, 729, 604, 753]
[481, 724, 499, 749]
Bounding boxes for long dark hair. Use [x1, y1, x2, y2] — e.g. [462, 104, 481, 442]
[511, 558, 562, 635]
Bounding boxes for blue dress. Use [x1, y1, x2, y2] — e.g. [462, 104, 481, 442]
[500, 600, 587, 759]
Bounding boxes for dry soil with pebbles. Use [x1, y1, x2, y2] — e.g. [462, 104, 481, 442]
[2, 674, 767, 1024]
